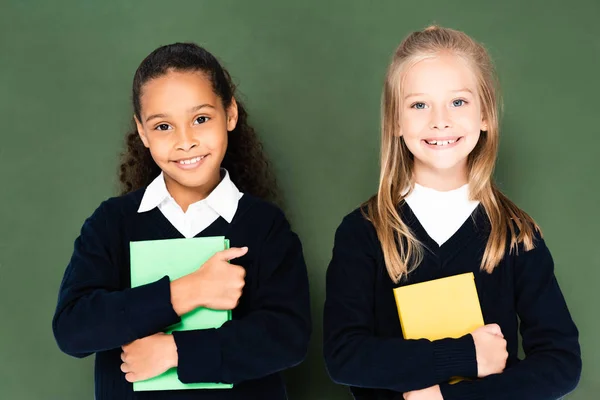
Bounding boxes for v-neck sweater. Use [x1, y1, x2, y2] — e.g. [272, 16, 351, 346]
[53, 188, 311, 400]
[323, 202, 581, 400]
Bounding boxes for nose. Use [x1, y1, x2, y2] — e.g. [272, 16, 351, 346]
[175, 127, 198, 151]
[430, 106, 452, 130]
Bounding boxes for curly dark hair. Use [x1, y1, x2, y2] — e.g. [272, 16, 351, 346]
[118, 43, 279, 203]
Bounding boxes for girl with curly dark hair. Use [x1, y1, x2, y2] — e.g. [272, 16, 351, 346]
[119, 44, 279, 203]
[52, 43, 311, 400]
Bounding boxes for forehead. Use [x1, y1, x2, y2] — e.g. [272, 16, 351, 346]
[402, 54, 479, 95]
[139, 70, 218, 114]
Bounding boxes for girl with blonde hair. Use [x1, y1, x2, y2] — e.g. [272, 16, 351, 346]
[324, 26, 581, 400]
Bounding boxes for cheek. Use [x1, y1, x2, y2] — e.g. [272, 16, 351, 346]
[467, 131, 481, 150]
[402, 138, 421, 159]
[457, 108, 483, 134]
[459, 118, 483, 138]
[145, 136, 170, 160]
[399, 124, 422, 155]
[204, 129, 228, 153]
[400, 113, 427, 139]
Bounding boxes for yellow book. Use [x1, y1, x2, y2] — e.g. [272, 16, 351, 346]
[393, 272, 484, 383]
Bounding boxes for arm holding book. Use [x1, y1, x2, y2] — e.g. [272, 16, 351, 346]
[323, 214, 480, 393]
[168, 211, 312, 385]
[52, 202, 182, 357]
[402, 324, 508, 399]
[120, 246, 249, 383]
[438, 237, 580, 400]
[53, 201, 249, 360]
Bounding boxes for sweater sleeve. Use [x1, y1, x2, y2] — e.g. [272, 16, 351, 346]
[323, 212, 477, 393]
[52, 201, 181, 358]
[171, 209, 311, 384]
[440, 234, 581, 400]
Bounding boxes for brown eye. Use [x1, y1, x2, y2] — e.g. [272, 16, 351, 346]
[194, 116, 210, 124]
[156, 124, 171, 131]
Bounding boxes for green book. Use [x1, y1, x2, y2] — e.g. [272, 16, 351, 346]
[129, 236, 233, 392]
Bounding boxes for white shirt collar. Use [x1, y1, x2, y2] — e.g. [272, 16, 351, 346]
[408, 182, 471, 202]
[137, 169, 241, 223]
[404, 183, 480, 246]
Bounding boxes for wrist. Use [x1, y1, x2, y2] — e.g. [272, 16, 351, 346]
[163, 334, 178, 368]
[170, 274, 201, 315]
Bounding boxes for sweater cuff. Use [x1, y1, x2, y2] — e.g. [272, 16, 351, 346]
[432, 334, 477, 382]
[125, 276, 181, 338]
[440, 380, 484, 400]
[173, 328, 222, 384]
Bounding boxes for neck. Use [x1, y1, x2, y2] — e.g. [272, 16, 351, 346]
[413, 161, 468, 192]
[164, 170, 221, 212]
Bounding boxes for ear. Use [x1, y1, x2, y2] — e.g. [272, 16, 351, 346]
[226, 98, 239, 132]
[395, 122, 403, 137]
[135, 115, 150, 148]
[480, 115, 488, 132]
[395, 110, 403, 137]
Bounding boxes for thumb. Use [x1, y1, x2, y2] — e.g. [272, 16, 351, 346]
[483, 323, 503, 337]
[217, 247, 249, 261]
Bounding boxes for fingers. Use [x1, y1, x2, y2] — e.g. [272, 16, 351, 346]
[120, 351, 139, 382]
[483, 323, 504, 337]
[217, 247, 249, 261]
[231, 264, 247, 281]
[120, 362, 129, 373]
[219, 262, 247, 281]
[120, 350, 131, 374]
[120, 351, 130, 374]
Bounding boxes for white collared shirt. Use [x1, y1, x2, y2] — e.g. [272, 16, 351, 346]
[405, 183, 480, 246]
[138, 169, 243, 238]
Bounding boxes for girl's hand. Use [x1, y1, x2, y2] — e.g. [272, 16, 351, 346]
[121, 333, 177, 383]
[471, 323, 508, 377]
[193, 246, 248, 310]
[171, 246, 248, 314]
[403, 384, 443, 399]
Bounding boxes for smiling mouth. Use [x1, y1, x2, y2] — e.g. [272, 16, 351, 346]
[423, 138, 461, 146]
[174, 155, 207, 165]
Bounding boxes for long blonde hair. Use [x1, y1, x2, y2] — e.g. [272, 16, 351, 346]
[366, 25, 539, 283]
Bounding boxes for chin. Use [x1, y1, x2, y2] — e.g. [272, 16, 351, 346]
[173, 174, 213, 189]
[161, 166, 207, 186]
[423, 158, 468, 172]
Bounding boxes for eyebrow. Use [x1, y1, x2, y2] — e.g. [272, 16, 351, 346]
[145, 104, 216, 123]
[403, 88, 474, 100]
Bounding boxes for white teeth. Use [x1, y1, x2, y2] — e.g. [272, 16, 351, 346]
[179, 156, 203, 165]
[426, 139, 457, 146]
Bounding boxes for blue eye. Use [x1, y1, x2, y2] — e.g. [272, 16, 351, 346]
[452, 99, 466, 107]
[194, 116, 210, 124]
[155, 123, 171, 131]
[412, 102, 427, 109]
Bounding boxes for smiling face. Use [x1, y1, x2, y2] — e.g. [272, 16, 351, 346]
[399, 53, 488, 188]
[135, 70, 238, 201]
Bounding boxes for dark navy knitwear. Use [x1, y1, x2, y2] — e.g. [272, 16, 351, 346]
[324, 203, 581, 400]
[53, 189, 311, 400]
